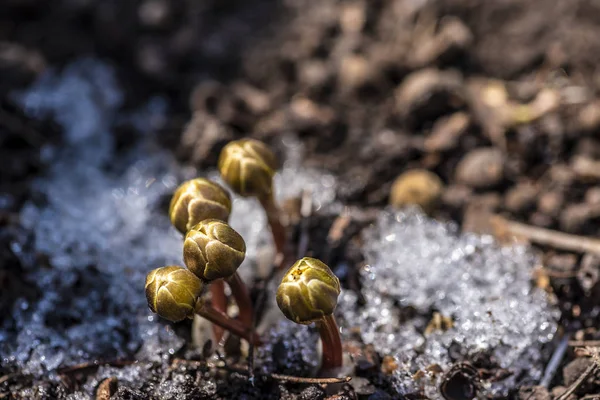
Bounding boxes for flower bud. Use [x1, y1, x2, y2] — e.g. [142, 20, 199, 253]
[217, 139, 278, 198]
[145, 266, 204, 322]
[183, 219, 246, 281]
[276, 257, 341, 324]
[169, 178, 231, 234]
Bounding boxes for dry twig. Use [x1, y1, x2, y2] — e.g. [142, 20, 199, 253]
[492, 216, 600, 255]
[173, 358, 351, 385]
[569, 340, 600, 347]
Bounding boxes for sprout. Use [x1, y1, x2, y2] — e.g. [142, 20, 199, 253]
[169, 178, 231, 234]
[218, 139, 287, 269]
[145, 265, 260, 344]
[276, 257, 343, 371]
[389, 169, 443, 215]
[217, 139, 278, 198]
[183, 219, 253, 332]
[145, 265, 204, 322]
[184, 219, 246, 282]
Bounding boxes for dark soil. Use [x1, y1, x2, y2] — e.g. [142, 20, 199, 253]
[2, 0, 600, 399]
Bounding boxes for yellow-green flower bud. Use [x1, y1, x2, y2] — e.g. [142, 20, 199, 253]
[145, 266, 204, 322]
[183, 219, 246, 281]
[217, 139, 278, 198]
[276, 257, 341, 324]
[169, 178, 232, 234]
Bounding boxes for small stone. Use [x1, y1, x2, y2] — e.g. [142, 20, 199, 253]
[584, 187, 600, 205]
[138, 0, 171, 28]
[563, 358, 598, 394]
[338, 54, 376, 93]
[395, 68, 465, 128]
[425, 112, 470, 152]
[578, 253, 600, 294]
[504, 182, 538, 214]
[409, 17, 472, 68]
[298, 59, 332, 93]
[288, 97, 335, 131]
[441, 185, 473, 211]
[177, 111, 233, 167]
[572, 155, 600, 181]
[389, 169, 444, 214]
[231, 82, 271, 116]
[455, 148, 505, 189]
[547, 164, 575, 188]
[537, 191, 564, 218]
[339, 2, 366, 34]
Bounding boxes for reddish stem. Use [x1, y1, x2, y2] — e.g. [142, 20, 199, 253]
[259, 193, 287, 269]
[226, 272, 253, 329]
[195, 301, 262, 346]
[210, 280, 227, 343]
[317, 314, 343, 371]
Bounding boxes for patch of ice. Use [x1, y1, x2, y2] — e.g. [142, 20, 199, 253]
[1, 59, 184, 376]
[338, 208, 559, 398]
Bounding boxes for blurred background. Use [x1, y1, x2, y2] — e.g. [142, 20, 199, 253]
[1, 0, 600, 399]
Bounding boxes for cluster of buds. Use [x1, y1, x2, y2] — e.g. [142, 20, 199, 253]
[144, 139, 344, 372]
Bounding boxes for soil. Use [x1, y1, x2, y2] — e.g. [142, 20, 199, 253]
[2, 0, 600, 399]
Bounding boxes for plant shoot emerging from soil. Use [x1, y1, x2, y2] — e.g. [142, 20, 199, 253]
[218, 139, 287, 267]
[184, 219, 253, 330]
[276, 257, 343, 371]
[145, 265, 259, 344]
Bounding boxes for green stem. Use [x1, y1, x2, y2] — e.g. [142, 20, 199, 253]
[316, 314, 343, 371]
[195, 300, 262, 346]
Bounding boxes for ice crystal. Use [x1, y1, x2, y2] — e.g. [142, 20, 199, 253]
[338, 208, 559, 398]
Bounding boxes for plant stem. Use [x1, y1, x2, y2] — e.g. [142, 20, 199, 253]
[227, 272, 253, 329]
[259, 193, 287, 268]
[210, 280, 227, 343]
[195, 301, 261, 346]
[316, 314, 343, 371]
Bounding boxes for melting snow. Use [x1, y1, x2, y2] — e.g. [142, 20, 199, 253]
[338, 208, 559, 398]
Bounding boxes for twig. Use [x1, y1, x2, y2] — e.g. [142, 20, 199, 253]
[556, 350, 599, 400]
[569, 340, 600, 347]
[491, 216, 600, 255]
[173, 358, 351, 385]
[270, 373, 350, 384]
[540, 334, 570, 388]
